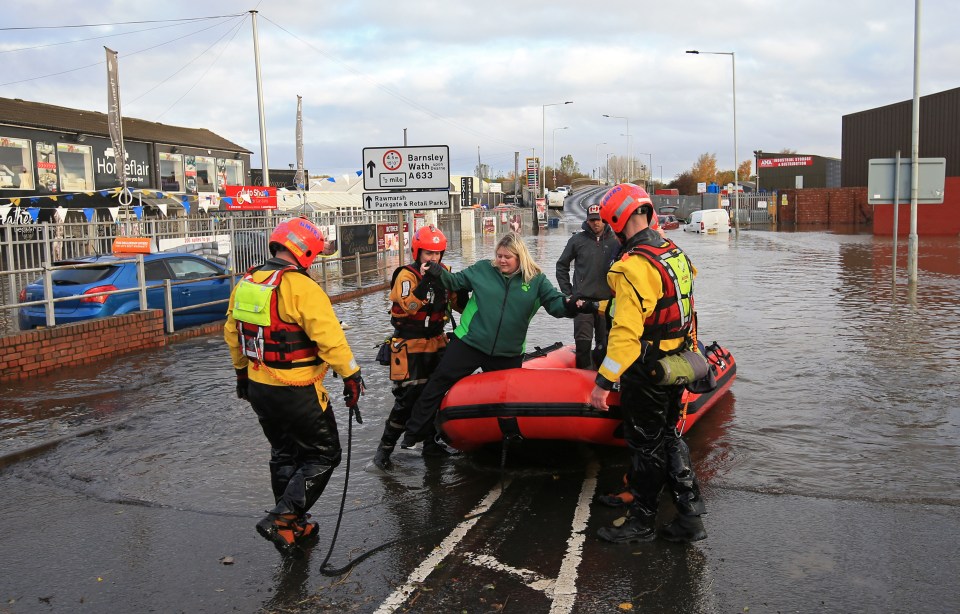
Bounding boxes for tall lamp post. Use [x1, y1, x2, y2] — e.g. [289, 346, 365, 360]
[595, 142, 607, 183]
[552, 126, 568, 190]
[687, 49, 739, 236]
[638, 152, 653, 192]
[603, 114, 630, 181]
[605, 153, 611, 185]
[658, 165, 663, 188]
[752, 149, 762, 193]
[542, 101, 573, 198]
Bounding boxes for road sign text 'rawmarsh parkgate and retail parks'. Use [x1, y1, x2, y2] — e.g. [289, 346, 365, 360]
[362, 145, 450, 211]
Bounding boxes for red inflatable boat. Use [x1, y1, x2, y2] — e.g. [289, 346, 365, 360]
[437, 341, 736, 452]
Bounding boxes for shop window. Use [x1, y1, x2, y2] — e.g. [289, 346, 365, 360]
[159, 152, 185, 192]
[57, 143, 94, 192]
[217, 158, 244, 194]
[0, 137, 35, 190]
[193, 155, 217, 193]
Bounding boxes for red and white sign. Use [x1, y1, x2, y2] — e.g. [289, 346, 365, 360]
[759, 156, 813, 168]
[224, 185, 277, 210]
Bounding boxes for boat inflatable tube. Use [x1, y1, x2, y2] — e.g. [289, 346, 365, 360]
[651, 350, 709, 386]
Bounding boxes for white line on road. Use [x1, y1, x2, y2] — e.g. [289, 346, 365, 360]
[550, 459, 599, 614]
[373, 479, 510, 614]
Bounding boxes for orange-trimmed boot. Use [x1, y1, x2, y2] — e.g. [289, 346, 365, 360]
[256, 513, 301, 555]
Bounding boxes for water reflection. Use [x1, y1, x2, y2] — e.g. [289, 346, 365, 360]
[3, 227, 959, 521]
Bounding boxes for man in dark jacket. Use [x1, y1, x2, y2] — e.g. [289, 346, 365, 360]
[556, 204, 620, 369]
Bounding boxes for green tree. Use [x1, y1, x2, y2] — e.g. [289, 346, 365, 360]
[691, 153, 718, 185]
[670, 171, 697, 195]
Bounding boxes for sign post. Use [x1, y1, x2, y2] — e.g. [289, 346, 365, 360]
[361, 145, 451, 213]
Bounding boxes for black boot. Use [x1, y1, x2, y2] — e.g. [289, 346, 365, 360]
[659, 514, 707, 543]
[597, 512, 656, 544]
[373, 442, 395, 470]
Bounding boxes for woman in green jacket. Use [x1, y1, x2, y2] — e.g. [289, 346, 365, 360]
[403, 231, 582, 455]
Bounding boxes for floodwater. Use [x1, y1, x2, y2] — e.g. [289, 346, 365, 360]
[1, 215, 959, 612]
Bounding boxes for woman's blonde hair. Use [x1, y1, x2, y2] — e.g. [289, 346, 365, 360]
[493, 231, 541, 283]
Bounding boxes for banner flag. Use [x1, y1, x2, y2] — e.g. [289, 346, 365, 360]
[105, 47, 127, 189]
[157, 203, 168, 216]
[108, 207, 120, 221]
[294, 95, 306, 190]
[83, 208, 95, 222]
[133, 205, 143, 220]
[0, 205, 10, 220]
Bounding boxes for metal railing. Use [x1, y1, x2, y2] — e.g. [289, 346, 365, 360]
[1, 241, 395, 336]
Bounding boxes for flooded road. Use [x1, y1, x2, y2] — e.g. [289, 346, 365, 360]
[1, 213, 959, 613]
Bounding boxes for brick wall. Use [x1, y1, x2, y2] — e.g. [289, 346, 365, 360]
[0, 280, 390, 383]
[0, 310, 167, 382]
[777, 187, 871, 226]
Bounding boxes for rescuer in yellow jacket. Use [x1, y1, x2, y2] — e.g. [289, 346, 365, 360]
[590, 184, 707, 544]
[224, 217, 364, 556]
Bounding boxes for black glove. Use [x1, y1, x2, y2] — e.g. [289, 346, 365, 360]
[422, 262, 444, 281]
[577, 301, 599, 314]
[235, 368, 249, 401]
[412, 276, 438, 300]
[563, 295, 580, 317]
[343, 371, 365, 409]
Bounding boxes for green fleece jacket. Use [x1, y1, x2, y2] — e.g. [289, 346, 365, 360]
[437, 260, 571, 357]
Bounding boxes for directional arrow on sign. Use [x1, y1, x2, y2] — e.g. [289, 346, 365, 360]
[366, 160, 376, 177]
[365, 195, 373, 207]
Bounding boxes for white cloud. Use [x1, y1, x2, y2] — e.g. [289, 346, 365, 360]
[2, 0, 958, 180]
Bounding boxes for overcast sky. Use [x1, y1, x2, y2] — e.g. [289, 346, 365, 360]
[3, 1, 957, 182]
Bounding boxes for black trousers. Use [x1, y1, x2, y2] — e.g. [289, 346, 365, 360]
[379, 346, 445, 448]
[404, 337, 522, 442]
[619, 360, 706, 519]
[249, 381, 342, 517]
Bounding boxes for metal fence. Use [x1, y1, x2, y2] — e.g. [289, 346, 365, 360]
[0, 209, 402, 336]
[652, 193, 773, 226]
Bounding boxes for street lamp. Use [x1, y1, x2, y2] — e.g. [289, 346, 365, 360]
[605, 152, 611, 185]
[595, 142, 607, 183]
[637, 152, 653, 192]
[542, 101, 573, 198]
[603, 114, 630, 181]
[658, 165, 663, 188]
[687, 49, 739, 236]
[552, 126, 568, 190]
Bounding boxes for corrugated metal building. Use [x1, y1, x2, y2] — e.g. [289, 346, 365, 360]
[841, 86, 960, 235]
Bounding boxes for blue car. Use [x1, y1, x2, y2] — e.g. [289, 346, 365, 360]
[18, 253, 233, 330]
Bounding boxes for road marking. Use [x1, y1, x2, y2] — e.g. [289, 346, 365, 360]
[373, 479, 510, 614]
[550, 459, 599, 614]
[374, 460, 599, 614]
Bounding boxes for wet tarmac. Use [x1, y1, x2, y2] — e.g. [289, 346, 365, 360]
[1, 209, 959, 613]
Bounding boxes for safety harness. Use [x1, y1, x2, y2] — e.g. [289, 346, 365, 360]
[621, 240, 695, 353]
[232, 264, 321, 370]
[389, 263, 451, 339]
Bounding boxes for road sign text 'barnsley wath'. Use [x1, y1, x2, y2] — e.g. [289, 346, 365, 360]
[362, 146, 451, 191]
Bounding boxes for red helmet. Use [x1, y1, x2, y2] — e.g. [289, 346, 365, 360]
[411, 224, 447, 261]
[598, 183, 654, 234]
[269, 217, 325, 268]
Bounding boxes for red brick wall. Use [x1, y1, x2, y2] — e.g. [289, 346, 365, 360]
[777, 187, 872, 226]
[872, 176, 960, 236]
[0, 281, 390, 383]
[0, 310, 167, 382]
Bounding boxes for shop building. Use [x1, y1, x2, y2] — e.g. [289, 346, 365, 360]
[0, 96, 251, 220]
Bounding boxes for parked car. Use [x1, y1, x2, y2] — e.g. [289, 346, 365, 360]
[18, 253, 232, 330]
[659, 214, 680, 230]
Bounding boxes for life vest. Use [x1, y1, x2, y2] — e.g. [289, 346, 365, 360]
[232, 265, 321, 368]
[389, 263, 451, 339]
[620, 239, 695, 346]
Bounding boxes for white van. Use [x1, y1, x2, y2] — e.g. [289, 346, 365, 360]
[683, 209, 731, 234]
